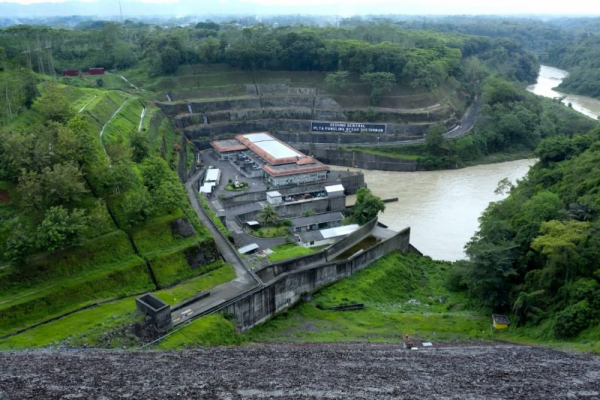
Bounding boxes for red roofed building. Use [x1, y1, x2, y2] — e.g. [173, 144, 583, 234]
[211, 133, 329, 187]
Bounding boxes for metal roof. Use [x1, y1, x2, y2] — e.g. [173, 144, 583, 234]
[267, 191, 282, 197]
[246, 221, 260, 226]
[298, 224, 359, 243]
[238, 243, 259, 254]
[291, 212, 344, 228]
[205, 168, 220, 182]
[325, 184, 345, 193]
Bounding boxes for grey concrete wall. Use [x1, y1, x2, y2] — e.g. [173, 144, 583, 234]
[307, 148, 418, 172]
[224, 227, 411, 330]
[183, 119, 437, 141]
[325, 219, 378, 259]
[236, 198, 333, 223]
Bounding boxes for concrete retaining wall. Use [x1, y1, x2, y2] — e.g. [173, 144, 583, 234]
[305, 148, 418, 172]
[224, 227, 411, 330]
[184, 119, 437, 140]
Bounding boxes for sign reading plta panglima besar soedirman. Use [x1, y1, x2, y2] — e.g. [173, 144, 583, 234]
[311, 121, 387, 134]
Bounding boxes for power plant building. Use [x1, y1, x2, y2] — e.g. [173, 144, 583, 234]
[211, 132, 329, 187]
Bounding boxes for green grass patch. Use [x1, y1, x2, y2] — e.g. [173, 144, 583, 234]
[0, 297, 139, 350]
[101, 98, 146, 146]
[131, 210, 201, 256]
[252, 226, 290, 238]
[0, 230, 138, 297]
[268, 243, 317, 262]
[224, 182, 249, 191]
[154, 264, 236, 305]
[157, 314, 242, 349]
[149, 246, 222, 288]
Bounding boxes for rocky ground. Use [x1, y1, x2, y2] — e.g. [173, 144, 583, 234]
[0, 343, 599, 399]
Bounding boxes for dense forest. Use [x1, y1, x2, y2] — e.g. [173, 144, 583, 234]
[449, 125, 600, 339]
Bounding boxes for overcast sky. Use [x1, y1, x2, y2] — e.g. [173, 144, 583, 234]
[1, 0, 600, 17]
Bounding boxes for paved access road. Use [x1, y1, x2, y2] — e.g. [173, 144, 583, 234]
[173, 169, 260, 325]
[307, 97, 483, 149]
[1, 343, 598, 399]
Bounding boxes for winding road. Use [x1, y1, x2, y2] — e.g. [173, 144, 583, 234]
[307, 97, 483, 149]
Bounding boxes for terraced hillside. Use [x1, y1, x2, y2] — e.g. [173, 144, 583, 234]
[0, 77, 235, 345]
[148, 66, 468, 148]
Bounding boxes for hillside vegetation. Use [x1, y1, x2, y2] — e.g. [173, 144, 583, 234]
[0, 63, 226, 340]
[449, 125, 600, 345]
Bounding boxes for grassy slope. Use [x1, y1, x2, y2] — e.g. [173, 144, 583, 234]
[246, 251, 600, 353]
[249, 252, 489, 343]
[0, 264, 236, 350]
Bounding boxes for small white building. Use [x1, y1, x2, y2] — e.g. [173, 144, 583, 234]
[200, 182, 216, 194]
[205, 168, 221, 185]
[325, 184, 345, 198]
[266, 191, 283, 205]
[297, 224, 360, 248]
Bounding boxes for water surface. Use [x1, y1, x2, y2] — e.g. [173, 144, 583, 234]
[527, 65, 600, 120]
[346, 159, 535, 261]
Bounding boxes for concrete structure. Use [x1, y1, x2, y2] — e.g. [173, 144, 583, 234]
[135, 293, 172, 332]
[324, 184, 345, 198]
[223, 222, 412, 331]
[266, 191, 283, 205]
[290, 211, 343, 233]
[298, 224, 360, 248]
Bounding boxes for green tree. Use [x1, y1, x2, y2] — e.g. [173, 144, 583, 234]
[4, 223, 34, 263]
[36, 206, 88, 252]
[34, 84, 74, 123]
[360, 72, 396, 105]
[160, 46, 180, 75]
[353, 187, 385, 225]
[259, 204, 279, 226]
[324, 71, 350, 94]
[118, 188, 154, 227]
[425, 124, 446, 156]
[41, 162, 89, 207]
[130, 129, 150, 163]
[153, 179, 183, 214]
[531, 220, 590, 284]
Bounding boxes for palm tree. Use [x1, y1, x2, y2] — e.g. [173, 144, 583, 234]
[258, 204, 279, 226]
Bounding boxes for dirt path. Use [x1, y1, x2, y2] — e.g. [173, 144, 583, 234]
[1, 343, 598, 399]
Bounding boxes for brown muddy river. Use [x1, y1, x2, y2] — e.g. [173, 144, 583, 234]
[346, 159, 535, 261]
[527, 65, 600, 119]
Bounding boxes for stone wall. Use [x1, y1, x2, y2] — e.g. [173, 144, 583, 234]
[223, 227, 411, 331]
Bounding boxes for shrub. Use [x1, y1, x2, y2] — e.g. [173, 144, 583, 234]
[554, 300, 594, 338]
